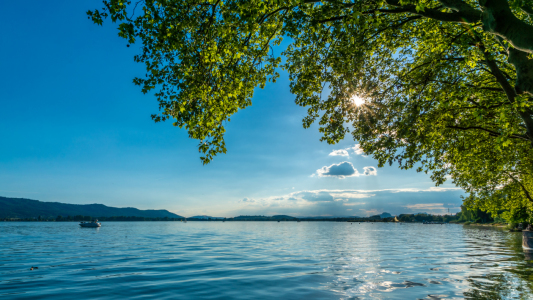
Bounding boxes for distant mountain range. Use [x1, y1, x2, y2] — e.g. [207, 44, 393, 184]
[0, 196, 183, 219]
[0, 196, 397, 220]
[232, 215, 299, 220]
[189, 215, 225, 220]
[302, 215, 361, 219]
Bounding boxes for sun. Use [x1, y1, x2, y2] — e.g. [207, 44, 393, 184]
[351, 95, 366, 107]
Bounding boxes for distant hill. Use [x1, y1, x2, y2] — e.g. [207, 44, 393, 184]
[232, 215, 298, 220]
[271, 215, 297, 220]
[301, 216, 361, 219]
[189, 215, 225, 220]
[0, 196, 183, 219]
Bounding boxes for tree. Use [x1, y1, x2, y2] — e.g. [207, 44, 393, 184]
[88, 0, 533, 212]
[399, 214, 414, 222]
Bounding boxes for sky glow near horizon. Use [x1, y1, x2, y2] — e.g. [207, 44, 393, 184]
[0, 1, 465, 217]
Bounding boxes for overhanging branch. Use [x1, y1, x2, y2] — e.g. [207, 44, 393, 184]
[508, 172, 533, 202]
[480, 0, 533, 54]
[386, 0, 481, 23]
[446, 125, 529, 141]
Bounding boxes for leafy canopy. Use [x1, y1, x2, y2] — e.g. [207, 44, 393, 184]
[88, 0, 533, 216]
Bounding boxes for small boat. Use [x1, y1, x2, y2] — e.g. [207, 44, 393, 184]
[79, 220, 101, 228]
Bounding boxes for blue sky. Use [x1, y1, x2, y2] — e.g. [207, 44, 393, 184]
[0, 1, 464, 217]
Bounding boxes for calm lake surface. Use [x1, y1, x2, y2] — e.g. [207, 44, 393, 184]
[1, 222, 533, 299]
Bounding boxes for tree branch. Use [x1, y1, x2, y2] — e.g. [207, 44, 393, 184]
[385, 0, 481, 23]
[522, 5, 533, 16]
[428, 79, 504, 92]
[479, 42, 533, 144]
[446, 125, 529, 141]
[508, 48, 533, 96]
[447, 125, 498, 136]
[480, 0, 533, 54]
[508, 172, 533, 202]
[317, 0, 481, 24]
[258, 7, 289, 25]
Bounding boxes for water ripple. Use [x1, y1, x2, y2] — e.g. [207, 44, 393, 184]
[1, 222, 533, 299]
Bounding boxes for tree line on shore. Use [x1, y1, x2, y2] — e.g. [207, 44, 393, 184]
[397, 214, 460, 223]
[3, 214, 458, 222]
[2, 208, 522, 223]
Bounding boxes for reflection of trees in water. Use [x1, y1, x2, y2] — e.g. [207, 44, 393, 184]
[463, 230, 533, 299]
[464, 273, 529, 299]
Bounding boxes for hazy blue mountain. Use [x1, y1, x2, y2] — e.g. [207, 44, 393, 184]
[0, 196, 183, 219]
[301, 216, 361, 219]
[271, 215, 297, 219]
[231, 215, 298, 220]
[189, 215, 225, 219]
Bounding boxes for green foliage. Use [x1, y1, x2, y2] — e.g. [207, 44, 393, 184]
[504, 222, 518, 230]
[399, 214, 415, 222]
[88, 1, 533, 213]
[502, 206, 530, 223]
[397, 213, 459, 222]
[457, 205, 494, 223]
[465, 189, 532, 223]
[89, 0, 286, 164]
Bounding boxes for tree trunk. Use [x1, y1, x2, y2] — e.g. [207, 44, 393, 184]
[480, 0, 533, 54]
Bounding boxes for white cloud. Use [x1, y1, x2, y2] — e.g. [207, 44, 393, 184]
[403, 203, 461, 214]
[334, 192, 374, 199]
[317, 162, 359, 178]
[235, 188, 465, 217]
[363, 166, 377, 176]
[329, 149, 350, 157]
[328, 144, 365, 158]
[316, 162, 378, 178]
[352, 144, 364, 155]
[388, 187, 462, 193]
[404, 203, 445, 210]
[239, 197, 256, 203]
[298, 191, 334, 202]
[359, 209, 379, 216]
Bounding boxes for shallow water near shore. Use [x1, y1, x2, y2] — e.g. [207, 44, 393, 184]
[1, 222, 533, 299]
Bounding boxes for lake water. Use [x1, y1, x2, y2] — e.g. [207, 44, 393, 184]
[1, 222, 533, 299]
